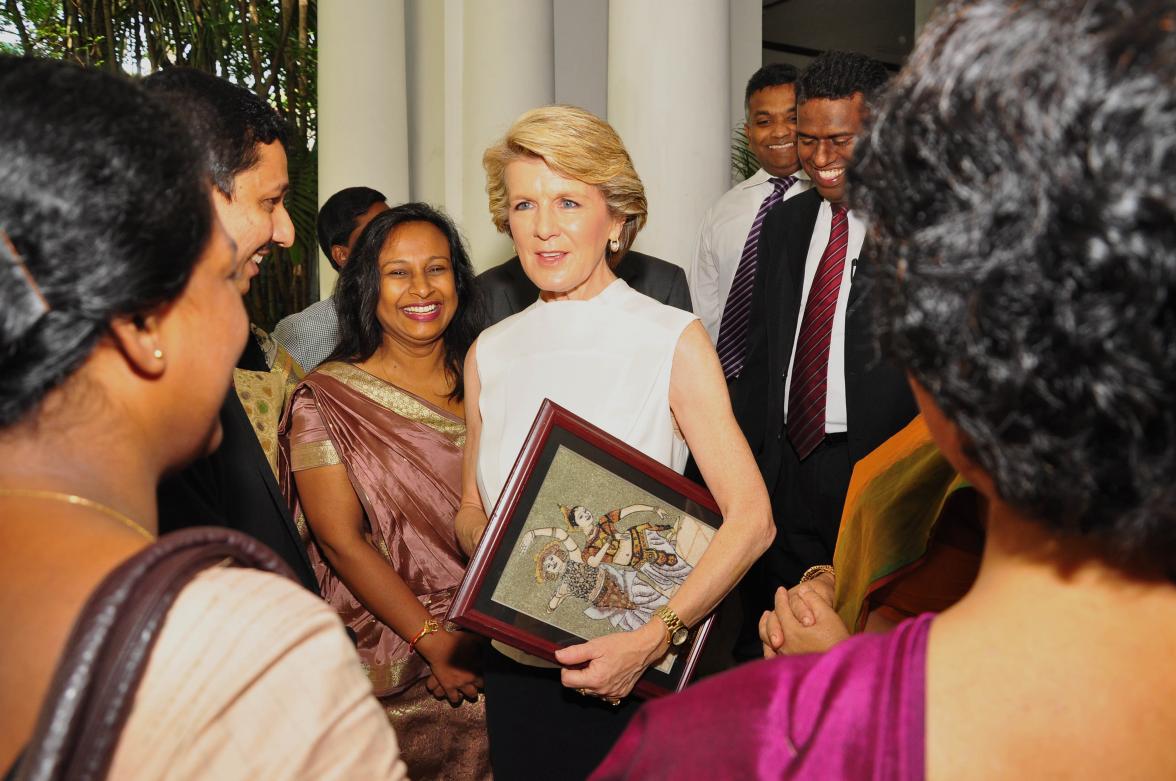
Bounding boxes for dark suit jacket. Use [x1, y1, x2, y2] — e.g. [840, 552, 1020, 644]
[732, 188, 917, 494]
[477, 249, 693, 327]
[156, 337, 318, 592]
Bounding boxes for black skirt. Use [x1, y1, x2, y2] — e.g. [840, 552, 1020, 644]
[483, 648, 643, 781]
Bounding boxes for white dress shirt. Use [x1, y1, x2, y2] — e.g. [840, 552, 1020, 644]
[782, 201, 866, 434]
[689, 167, 811, 343]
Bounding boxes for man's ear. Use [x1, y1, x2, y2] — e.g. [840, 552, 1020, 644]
[108, 313, 167, 378]
[331, 244, 349, 270]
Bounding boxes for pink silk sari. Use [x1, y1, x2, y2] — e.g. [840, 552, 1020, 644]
[591, 613, 931, 781]
[278, 363, 491, 780]
[278, 362, 469, 697]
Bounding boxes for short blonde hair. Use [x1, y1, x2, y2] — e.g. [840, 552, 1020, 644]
[483, 105, 648, 265]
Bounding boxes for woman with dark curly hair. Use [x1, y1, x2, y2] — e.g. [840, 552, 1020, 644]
[595, 1, 1176, 778]
[278, 203, 489, 780]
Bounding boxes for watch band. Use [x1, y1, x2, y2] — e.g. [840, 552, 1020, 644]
[653, 605, 688, 646]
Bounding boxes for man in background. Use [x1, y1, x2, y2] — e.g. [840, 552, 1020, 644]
[690, 63, 811, 384]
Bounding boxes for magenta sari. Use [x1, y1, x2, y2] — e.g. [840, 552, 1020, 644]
[278, 362, 488, 781]
[591, 614, 931, 781]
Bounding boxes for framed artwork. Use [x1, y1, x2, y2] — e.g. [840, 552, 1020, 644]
[447, 399, 721, 698]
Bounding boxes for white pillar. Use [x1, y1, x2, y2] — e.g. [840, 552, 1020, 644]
[608, 0, 730, 271]
[460, 0, 555, 271]
[554, 0, 608, 118]
[317, 0, 410, 298]
[406, 0, 446, 206]
[729, 0, 762, 127]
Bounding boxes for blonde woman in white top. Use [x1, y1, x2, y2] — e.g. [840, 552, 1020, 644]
[454, 105, 774, 779]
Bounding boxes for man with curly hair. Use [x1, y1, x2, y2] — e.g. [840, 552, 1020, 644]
[732, 52, 917, 630]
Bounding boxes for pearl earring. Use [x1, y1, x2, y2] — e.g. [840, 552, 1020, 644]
[153, 348, 164, 360]
[609, 239, 620, 253]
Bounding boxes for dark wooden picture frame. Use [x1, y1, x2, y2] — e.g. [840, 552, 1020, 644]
[448, 399, 720, 698]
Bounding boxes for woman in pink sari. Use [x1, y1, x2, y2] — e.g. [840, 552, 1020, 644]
[279, 203, 489, 780]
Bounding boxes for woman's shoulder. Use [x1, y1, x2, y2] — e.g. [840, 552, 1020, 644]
[290, 361, 379, 411]
[162, 565, 337, 636]
[592, 614, 932, 780]
[131, 567, 358, 705]
[110, 567, 406, 780]
[610, 281, 697, 333]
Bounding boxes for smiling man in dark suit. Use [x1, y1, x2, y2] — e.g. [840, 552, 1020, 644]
[478, 248, 692, 327]
[733, 52, 917, 633]
[147, 69, 317, 592]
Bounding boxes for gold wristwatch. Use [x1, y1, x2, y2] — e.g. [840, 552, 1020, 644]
[653, 605, 689, 647]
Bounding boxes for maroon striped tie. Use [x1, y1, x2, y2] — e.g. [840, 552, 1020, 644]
[787, 204, 849, 460]
[716, 175, 796, 379]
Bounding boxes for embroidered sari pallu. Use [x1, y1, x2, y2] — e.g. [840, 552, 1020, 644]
[278, 362, 488, 781]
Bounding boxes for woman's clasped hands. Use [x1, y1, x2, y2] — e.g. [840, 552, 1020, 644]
[758, 570, 848, 657]
[418, 628, 485, 706]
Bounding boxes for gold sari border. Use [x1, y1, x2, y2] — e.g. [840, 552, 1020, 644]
[291, 439, 342, 471]
[293, 508, 309, 543]
[364, 653, 427, 694]
[315, 362, 466, 447]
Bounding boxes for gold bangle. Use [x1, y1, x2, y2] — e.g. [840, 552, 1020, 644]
[409, 618, 441, 653]
[799, 564, 835, 584]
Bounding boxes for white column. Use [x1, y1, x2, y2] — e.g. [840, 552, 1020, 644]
[460, 0, 555, 271]
[554, 0, 608, 117]
[729, 0, 762, 126]
[608, 0, 730, 271]
[317, 0, 410, 298]
[406, 0, 446, 206]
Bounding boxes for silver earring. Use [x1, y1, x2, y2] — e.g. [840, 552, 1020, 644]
[153, 348, 164, 360]
[609, 239, 620, 253]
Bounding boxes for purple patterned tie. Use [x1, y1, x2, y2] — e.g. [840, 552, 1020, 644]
[716, 175, 796, 379]
[787, 203, 849, 460]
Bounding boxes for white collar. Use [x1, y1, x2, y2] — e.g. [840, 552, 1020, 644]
[739, 167, 809, 190]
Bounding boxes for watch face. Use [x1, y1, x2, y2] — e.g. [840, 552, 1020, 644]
[671, 626, 689, 646]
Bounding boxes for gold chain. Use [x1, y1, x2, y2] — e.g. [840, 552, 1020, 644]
[0, 488, 156, 542]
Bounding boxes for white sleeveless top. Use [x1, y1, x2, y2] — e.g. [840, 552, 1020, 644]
[476, 279, 697, 514]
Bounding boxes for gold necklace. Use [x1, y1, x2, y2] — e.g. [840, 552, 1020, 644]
[0, 488, 156, 542]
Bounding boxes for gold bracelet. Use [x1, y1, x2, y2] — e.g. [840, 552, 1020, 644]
[799, 564, 835, 584]
[652, 604, 689, 648]
[408, 618, 442, 653]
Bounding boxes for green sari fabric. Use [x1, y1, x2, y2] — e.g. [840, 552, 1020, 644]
[833, 415, 973, 632]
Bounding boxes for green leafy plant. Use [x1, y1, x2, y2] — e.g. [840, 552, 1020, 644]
[730, 122, 759, 185]
[0, 0, 319, 329]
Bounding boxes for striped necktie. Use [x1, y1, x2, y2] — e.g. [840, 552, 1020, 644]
[716, 175, 796, 379]
[787, 203, 849, 460]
